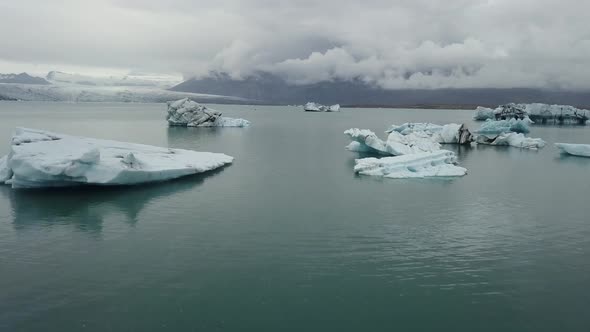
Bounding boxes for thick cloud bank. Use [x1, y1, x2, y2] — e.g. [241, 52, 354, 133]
[1, 0, 590, 89]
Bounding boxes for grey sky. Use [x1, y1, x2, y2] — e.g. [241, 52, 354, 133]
[1, 0, 589, 89]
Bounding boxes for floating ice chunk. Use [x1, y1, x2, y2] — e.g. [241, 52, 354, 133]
[344, 128, 390, 155]
[386, 131, 441, 155]
[386, 123, 473, 144]
[344, 128, 441, 156]
[476, 132, 545, 150]
[304, 102, 340, 112]
[1, 128, 233, 188]
[523, 103, 590, 124]
[328, 104, 341, 112]
[166, 98, 249, 127]
[473, 106, 495, 121]
[354, 150, 467, 179]
[555, 143, 590, 157]
[476, 118, 531, 135]
[473, 103, 590, 125]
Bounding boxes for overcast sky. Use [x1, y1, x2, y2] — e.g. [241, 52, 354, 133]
[1, 0, 589, 89]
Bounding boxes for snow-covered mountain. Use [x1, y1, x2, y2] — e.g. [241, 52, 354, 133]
[0, 73, 50, 85]
[0, 71, 250, 103]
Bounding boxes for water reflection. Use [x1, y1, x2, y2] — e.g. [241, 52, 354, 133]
[554, 153, 590, 166]
[0, 168, 227, 234]
[166, 126, 224, 149]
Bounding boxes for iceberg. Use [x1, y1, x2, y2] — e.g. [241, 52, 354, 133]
[473, 106, 496, 121]
[555, 143, 590, 158]
[344, 128, 441, 156]
[387, 123, 473, 144]
[475, 133, 545, 150]
[476, 118, 532, 135]
[1, 128, 233, 189]
[354, 150, 467, 179]
[473, 103, 590, 125]
[344, 128, 391, 155]
[166, 98, 250, 127]
[524, 103, 590, 125]
[304, 102, 340, 112]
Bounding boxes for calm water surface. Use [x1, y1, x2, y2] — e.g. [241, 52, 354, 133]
[0, 102, 589, 332]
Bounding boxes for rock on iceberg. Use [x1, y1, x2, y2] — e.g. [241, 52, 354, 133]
[0, 128, 233, 188]
[555, 143, 590, 158]
[304, 102, 340, 112]
[354, 150, 467, 179]
[167, 98, 250, 127]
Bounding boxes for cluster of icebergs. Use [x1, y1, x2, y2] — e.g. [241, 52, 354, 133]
[344, 123, 470, 179]
[343, 117, 559, 179]
[303, 102, 340, 112]
[474, 103, 590, 125]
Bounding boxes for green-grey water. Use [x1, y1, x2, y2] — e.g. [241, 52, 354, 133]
[0, 102, 589, 332]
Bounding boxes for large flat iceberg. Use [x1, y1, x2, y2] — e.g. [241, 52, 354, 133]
[0, 128, 233, 188]
[555, 143, 590, 158]
[354, 150, 467, 179]
[166, 98, 250, 127]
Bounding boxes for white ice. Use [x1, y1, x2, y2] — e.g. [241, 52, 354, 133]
[167, 98, 250, 127]
[476, 118, 531, 135]
[1, 128, 233, 189]
[475, 132, 545, 150]
[387, 122, 472, 144]
[473, 106, 495, 121]
[344, 128, 441, 156]
[555, 143, 590, 157]
[354, 150, 467, 179]
[304, 102, 341, 112]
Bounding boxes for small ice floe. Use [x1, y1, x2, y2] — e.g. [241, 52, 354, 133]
[303, 102, 340, 112]
[354, 150, 467, 179]
[166, 98, 250, 127]
[555, 143, 590, 158]
[0, 128, 233, 188]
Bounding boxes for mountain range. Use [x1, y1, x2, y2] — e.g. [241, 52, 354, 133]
[0, 73, 50, 85]
[171, 72, 590, 108]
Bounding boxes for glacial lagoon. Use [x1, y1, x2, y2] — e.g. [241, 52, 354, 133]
[1, 102, 589, 331]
